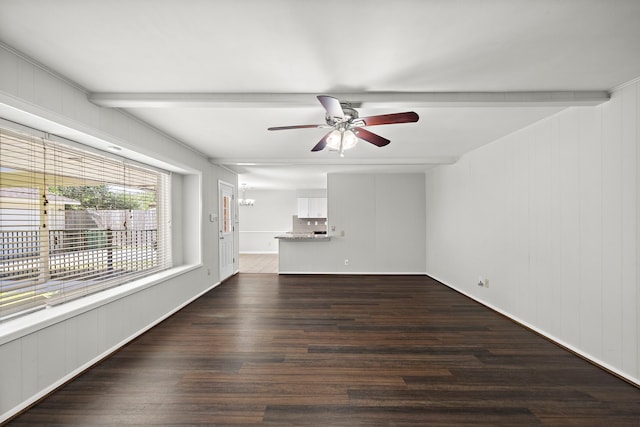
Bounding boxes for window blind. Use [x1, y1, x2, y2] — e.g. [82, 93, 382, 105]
[0, 126, 171, 322]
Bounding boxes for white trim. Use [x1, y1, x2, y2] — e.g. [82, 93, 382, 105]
[0, 41, 89, 93]
[240, 230, 288, 233]
[428, 273, 640, 388]
[211, 156, 458, 166]
[611, 75, 640, 92]
[0, 96, 197, 174]
[89, 91, 610, 108]
[0, 278, 222, 424]
[0, 264, 200, 346]
[0, 117, 46, 138]
[47, 133, 171, 175]
[240, 251, 278, 254]
[277, 271, 427, 275]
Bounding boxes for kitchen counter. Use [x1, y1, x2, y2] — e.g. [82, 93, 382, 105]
[275, 233, 331, 241]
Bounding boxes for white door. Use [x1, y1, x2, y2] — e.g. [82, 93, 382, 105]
[219, 181, 235, 280]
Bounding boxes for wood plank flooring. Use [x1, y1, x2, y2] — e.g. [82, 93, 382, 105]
[8, 274, 640, 426]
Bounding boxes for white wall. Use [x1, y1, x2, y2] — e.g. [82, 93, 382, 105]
[239, 189, 297, 253]
[425, 80, 640, 385]
[279, 173, 426, 273]
[0, 44, 237, 422]
[238, 189, 328, 253]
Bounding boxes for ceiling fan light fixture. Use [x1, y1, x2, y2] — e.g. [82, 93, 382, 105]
[342, 130, 358, 150]
[326, 130, 341, 149]
[326, 129, 358, 152]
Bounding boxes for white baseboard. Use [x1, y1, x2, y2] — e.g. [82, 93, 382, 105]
[427, 273, 640, 388]
[277, 271, 426, 275]
[1, 280, 222, 424]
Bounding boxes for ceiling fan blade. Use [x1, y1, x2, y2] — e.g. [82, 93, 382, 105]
[353, 127, 390, 147]
[358, 111, 419, 127]
[317, 95, 344, 119]
[268, 124, 325, 131]
[311, 131, 332, 152]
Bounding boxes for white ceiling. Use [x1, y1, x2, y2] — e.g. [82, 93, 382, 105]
[1, 0, 640, 189]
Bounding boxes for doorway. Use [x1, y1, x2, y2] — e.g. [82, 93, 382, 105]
[218, 180, 235, 280]
[239, 253, 278, 273]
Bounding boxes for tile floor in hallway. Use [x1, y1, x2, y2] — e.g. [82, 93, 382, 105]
[239, 253, 278, 273]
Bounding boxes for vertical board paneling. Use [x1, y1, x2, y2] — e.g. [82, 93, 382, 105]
[518, 131, 535, 321]
[333, 174, 375, 271]
[425, 79, 640, 384]
[636, 81, 640, 380]
[533, 123, 555, 332]
[34, 70, 63, 114]
[36, 322, 66, 389]
[74, 309, 99, 366]
[486, 142, 508, 309]
[502, 138, 521, 312]
[16, 58, 35, 103]
[601, 92, 623, 366]
[374, 175, 425, 271]
[60, 84, 79, 119]
[0, 339, 22, 414]
[548, 116, 563, 338]
[98, 302, 124, 354]
[558, 108, 581, 346]
[20, 334, 38, 402]
[578, 107, 603, 358]
[64, 317, 79, 373]
[0, 47, 18, 95]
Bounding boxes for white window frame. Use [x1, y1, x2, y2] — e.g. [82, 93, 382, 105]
[0, 125, 173, 322]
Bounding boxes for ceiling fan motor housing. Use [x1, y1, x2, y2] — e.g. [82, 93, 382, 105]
[325, 104, 359, 127]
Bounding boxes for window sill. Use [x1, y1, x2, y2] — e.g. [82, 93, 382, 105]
[0, 264, 201, 346]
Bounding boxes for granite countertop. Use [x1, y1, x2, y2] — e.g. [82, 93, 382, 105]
[275, 232, 331, 241]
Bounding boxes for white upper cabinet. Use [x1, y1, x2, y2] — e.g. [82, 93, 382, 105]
[297, 197, 327, 218]
[297, 198, 310, 218]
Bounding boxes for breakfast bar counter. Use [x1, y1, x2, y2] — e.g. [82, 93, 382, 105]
[275, 233, 331, 241]
[276, 233, 333, 273]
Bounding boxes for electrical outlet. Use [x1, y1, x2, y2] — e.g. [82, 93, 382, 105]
[344, 259, 349, 266]
[484, 279, 490, 288]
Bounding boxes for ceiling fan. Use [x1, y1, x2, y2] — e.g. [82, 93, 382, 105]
[267, 95, 419, 156]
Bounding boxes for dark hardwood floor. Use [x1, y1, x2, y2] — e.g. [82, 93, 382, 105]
[8, 274, 640, 426]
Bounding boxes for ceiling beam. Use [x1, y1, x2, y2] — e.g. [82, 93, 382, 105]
[210, 157, 459, 166]
[89, 91, 610, 108]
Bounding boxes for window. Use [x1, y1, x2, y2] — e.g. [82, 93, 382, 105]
[0, 126, 171, 322]
[222, 191, 231, 233]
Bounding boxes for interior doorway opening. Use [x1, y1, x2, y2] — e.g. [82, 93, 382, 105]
[239, 253, 278, 273]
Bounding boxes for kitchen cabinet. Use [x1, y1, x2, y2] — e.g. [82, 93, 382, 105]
[297, 197, 327, 218]
[297, 198, 309, 218]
